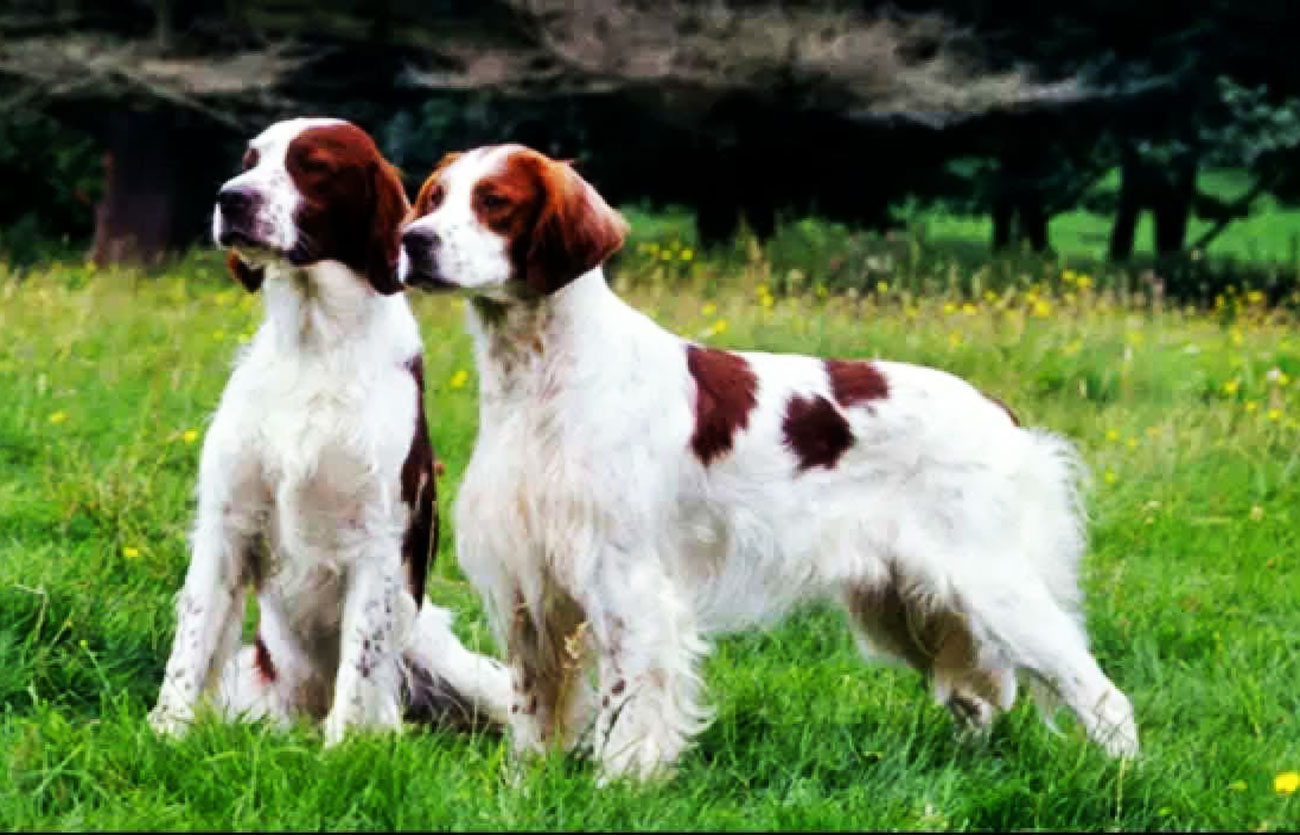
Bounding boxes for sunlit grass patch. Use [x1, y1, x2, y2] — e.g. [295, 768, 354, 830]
[1, 253, 1298, 830]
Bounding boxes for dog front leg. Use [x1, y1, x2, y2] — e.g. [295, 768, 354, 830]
[322, 550, 406, 746]
[585, 555, 711, 783]
[149, 512, 250, 737]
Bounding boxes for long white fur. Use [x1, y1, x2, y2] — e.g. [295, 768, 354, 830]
[399, 148, 1139, 781]
[148, 120, 510, 745]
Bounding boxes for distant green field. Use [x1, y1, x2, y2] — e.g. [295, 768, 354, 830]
[621, 167, 1300, 272]
[2, 254, 1299, 829]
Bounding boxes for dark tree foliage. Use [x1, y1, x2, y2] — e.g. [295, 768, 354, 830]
[0, 0, 1297, 265]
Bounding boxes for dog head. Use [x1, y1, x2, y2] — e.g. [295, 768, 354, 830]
[398, 144, 627, 298]
[213, 118, 409, 294]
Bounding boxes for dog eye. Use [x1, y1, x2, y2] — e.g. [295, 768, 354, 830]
[241, 148, 259, 172]
[425, 184, 445, 212]
[479, 192, 508, 211]
[299, 154, 333, 175]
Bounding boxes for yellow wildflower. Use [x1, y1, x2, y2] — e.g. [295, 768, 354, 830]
[1105, 428, 1120, 443]
[1033, 299, 1053, 318]
[962, 303, 977, 316]
[680, 248, 694, 261]
[1223, 380, 1240, 395]
[1126, 437, 1138, 449]
[48, 410, 68, 425]
[1268, 408, 1282, 422]
[760, 293, 774, 309]
[1245, 400, 1259, 413]
[183, 429, 199, 444]
[123, 546, 140, 560]
[1077, 274, 1093, 290]
[876, 281, 889, 295]
[943, 302, 957, 315]
[701, 302, 718, 317]
[449, 369, 469, 389]
[712, 319, 728, 335]
[1275, 771, 1300, 795]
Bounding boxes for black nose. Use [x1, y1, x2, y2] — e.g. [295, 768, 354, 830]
[217, 186, 256, 218]
[402, 226, 440, 255]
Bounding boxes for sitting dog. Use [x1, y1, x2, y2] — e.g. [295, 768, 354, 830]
[396, 144, 1139, 780]
[148, 119, 510, 745]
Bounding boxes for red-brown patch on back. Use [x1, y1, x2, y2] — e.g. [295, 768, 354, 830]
[473, 148, 628, 295]
[782, 394, 854, 472]
[983, 392, 1021, 426]
[285, 123, 409, 294]
[685, 344, 759, 466]
[254, 634, 277, 682]
[825, 359, 889, 408]
[400, 354, 438, 605]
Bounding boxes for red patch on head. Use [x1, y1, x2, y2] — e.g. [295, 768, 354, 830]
[825, 359, 889, 408]
[254, 635, 276, 683]
[285, 123, 409, 294]
[685, 344, 759, 466]
[407, 151, 462, 223]
[400, 355, 438, 605]
[477, 148, 628, 295]
[782, 394, 854, 472]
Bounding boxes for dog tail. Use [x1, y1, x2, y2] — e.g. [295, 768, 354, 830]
[401, 603, 513, 733]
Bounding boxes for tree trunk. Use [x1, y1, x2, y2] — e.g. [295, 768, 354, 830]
[1153, 154, 1196, 255]
[1108, 143, 1141, 261]
[1018, 192, 1049, 252]
[991, 194, 1014, 251]
[92, 110, 181, 266]
[91, 108, 228, 266]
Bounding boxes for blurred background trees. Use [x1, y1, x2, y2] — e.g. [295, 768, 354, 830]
[0, 0, 1297, 279]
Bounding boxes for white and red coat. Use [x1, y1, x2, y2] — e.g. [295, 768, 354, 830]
[397, 144, 1139, 781]
[148, 119, 509, 746]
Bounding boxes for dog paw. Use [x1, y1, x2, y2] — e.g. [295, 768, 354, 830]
[147, 704, 192, 739]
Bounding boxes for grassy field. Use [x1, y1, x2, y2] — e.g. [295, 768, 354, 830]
[2, 252, 1299, 830]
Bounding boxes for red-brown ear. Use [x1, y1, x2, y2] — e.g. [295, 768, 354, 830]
[365, 158, 410, 296]
[525, 160, 628, 295]
[226, 250, 264, 292]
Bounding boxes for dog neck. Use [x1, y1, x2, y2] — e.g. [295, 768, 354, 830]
[465, 267, 628, 404]
[261, 260, 401, 355]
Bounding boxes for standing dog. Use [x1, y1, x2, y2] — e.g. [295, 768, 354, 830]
[397, 144, 1139, 780]
[148, 119, 509, 745]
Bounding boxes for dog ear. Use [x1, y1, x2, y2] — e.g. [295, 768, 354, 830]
[524, 159, 628, 295]
[226, 250, 265, 293]
[363, 158, 411, 296]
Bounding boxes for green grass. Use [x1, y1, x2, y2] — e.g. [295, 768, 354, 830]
[2, 252, 1300, 830]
